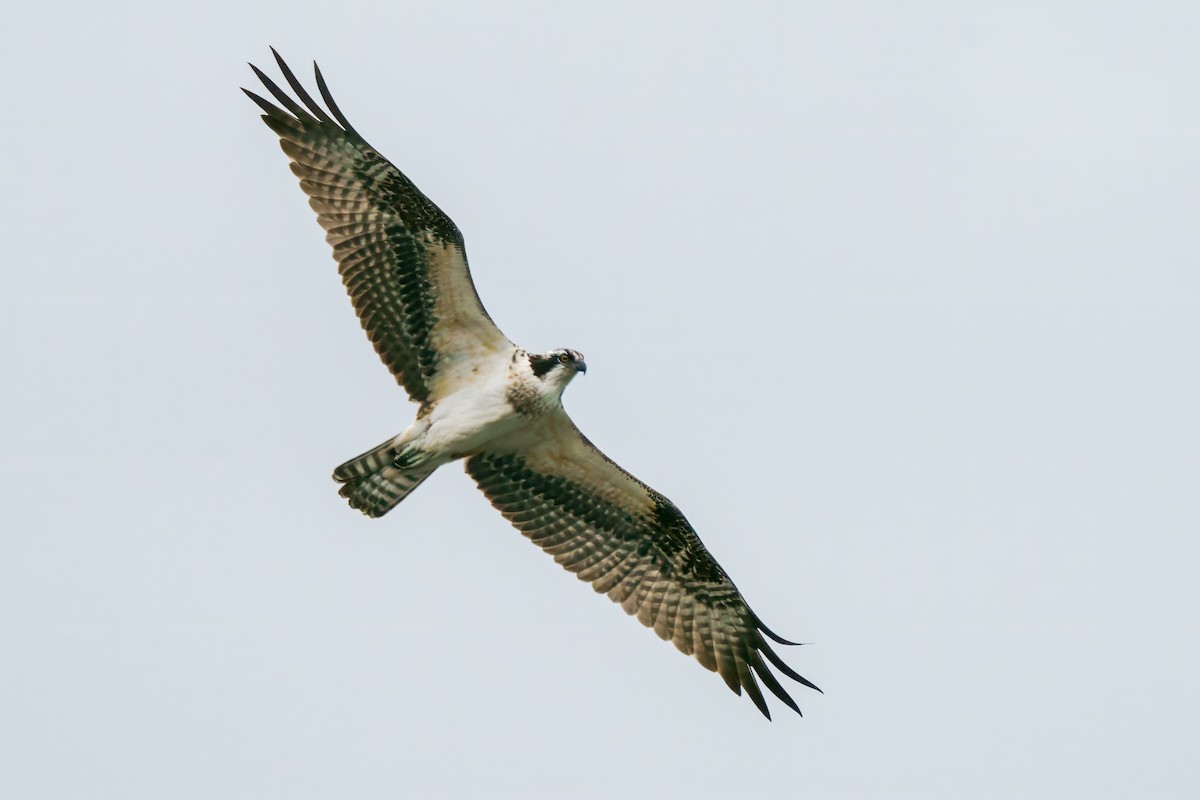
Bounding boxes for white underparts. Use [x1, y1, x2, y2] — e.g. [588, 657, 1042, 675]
[393, 347, 580, 465]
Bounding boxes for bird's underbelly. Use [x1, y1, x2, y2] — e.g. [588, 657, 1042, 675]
[420, 387, 530, 458]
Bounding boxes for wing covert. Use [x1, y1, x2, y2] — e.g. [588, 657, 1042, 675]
[245, 50, 511, 403]
[465, 411, 820, 719]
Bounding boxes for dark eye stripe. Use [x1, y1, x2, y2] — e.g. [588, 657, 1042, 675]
[529, 353, 558, 377]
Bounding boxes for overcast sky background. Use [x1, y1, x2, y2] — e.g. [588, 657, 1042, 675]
[2, 1, 1198, 798]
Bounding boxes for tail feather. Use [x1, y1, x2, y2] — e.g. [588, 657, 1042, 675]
[333, 438, 404, 482]
[338, 466, 433, 517]
[333, 438, 436, 518]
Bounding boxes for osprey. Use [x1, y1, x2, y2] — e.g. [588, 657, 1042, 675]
[245, 50, 820, 719]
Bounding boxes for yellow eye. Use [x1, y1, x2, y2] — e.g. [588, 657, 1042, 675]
[558, 353, 570, 364]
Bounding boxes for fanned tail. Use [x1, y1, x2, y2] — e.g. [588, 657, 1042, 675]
[333, 439, 437, 518]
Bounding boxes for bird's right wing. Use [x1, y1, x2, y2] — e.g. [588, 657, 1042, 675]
[244, 50, 512, 404]
[465, 409, 819, 719]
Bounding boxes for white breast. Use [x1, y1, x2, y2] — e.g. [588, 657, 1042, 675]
[421, 356, 528, 457]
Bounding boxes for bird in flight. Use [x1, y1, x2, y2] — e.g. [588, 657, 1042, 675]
[244, 49, 820, 719]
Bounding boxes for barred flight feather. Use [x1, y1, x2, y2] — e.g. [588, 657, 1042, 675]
[465, 414, 820, 719]
[244, 48, 509, 405]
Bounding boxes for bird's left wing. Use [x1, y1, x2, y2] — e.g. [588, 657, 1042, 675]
[465, 410, 819, 719]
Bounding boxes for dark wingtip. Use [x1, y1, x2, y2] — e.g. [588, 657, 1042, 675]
[313, 60, 357, 135]
[268, 45, 289, 72]
[757, 633, 822, 695]
[242, 87, 280, 117]
[758, 620, 803, 646]
[750, 656, 803, 716]
[248, 59, 318, 123]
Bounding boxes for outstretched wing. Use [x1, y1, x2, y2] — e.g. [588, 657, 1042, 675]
[244, 50, 511, 404]
[465, 410, 820, 719]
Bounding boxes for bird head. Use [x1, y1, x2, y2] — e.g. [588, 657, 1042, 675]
[529, 348, 587, 389]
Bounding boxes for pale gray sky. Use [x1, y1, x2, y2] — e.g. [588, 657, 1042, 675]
[2, 1, 1198, 798]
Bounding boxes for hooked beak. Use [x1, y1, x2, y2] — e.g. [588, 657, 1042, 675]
[574, 360, 587, 375]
